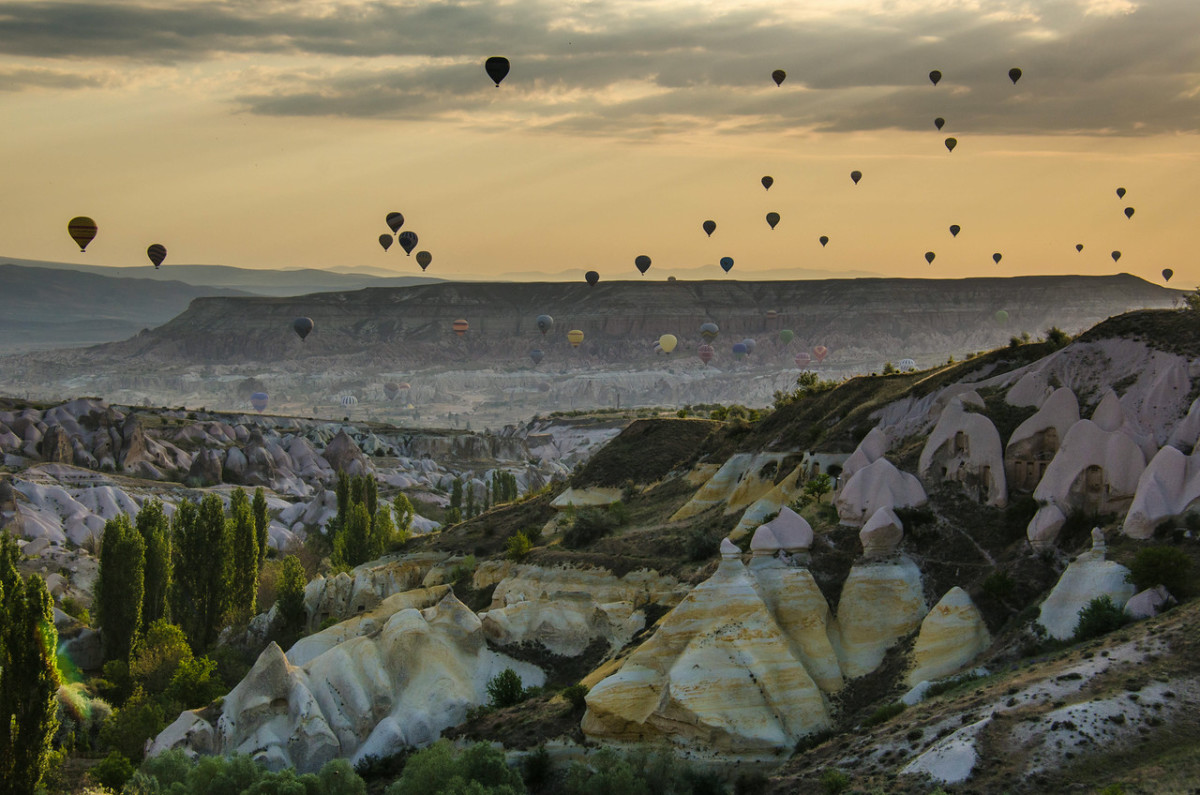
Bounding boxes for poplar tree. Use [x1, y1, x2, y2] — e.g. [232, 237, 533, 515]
[252, 486, 270, 574]
[172, 495, 231, 651]
[136, 499, 172, 628]
[229, 488, 258, 619]
[96, 514, 145, 663]
[276, 555, 308, 634]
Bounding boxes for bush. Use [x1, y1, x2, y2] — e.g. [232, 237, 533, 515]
[505, 531, 533, 562]
[819, 768, 850, 795]
[1074, 595, 1129, 642]
[61, 595, 91, 626]
[562, 509, 615, 549]
[1127, 545, 1193, 597]
[133, 751, 367, 794]
[385, 740, 524, 795]
[863, 701, 906, 727]
[523, 746, 552, 790]
[981, 571, 1015, 602]
[89, 751, 135, 791]
[683, 525, 721, 561]
[562, 683, 589, 711]
[487, 668, 528, 709]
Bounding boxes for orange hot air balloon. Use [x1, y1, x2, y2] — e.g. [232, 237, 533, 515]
[452, 319, 469, 336]
[567, 329, 584, 348]
[813, 345, 829, 363]
[698, 344, 715, 366]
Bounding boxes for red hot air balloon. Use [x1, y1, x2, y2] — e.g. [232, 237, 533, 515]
[698, 344, 715, 366]
[794, 352, 811, 368]
[812, 345, 829, 363]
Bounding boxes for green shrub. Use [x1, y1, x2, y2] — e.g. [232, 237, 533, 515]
[1074, 595, 1129, 642]
[683, 525, 721, 562]
[863, 701, 906, 727]
[486, 668, 528, 709]
[1127, 545, 1193, 597]
[523, 746, 552, 790]
[505, 531, 533, 561]
[981, 571, 1015, 602]
[562, 509, 615, 549]
[562, 683, 589, 711]
[819, 768, 850, 795]
[385, 740, 524, 795]
[89, 751, 134, 791]
[61, 595, 91, 625]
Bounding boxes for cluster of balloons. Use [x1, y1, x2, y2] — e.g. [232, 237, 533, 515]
[379, 211, 433, 270]
[67, 217, 170, 270]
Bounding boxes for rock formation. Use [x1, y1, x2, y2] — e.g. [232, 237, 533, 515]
[1122, 445, 1200, 539]
[859, 507, 903, 558]
[829, 556, 926, 678]
[906, 587, 991, 686]
[836, 458, 927, 528]
[1037, 531, 1135, 640]
[919, 395, 1007, 506]
[1005, 386, 1079, 492]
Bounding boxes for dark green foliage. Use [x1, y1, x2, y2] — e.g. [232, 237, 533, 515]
[164, 655, 225, 711]
[562, 683, 589, 711]
[171, 495, 232, 652]
[252, 486, 270, 574]
[385, 740, 525, 795]
[89, 750, 135, 791]
[523, 745, 551, 790]
[863, 701, 906, 727]
[562, 748, 723, 795]
[128, 620, 192, 696]
[800, 473, 832, 505]
[135, 499, 172, 628]
[492, 471, 520, 504]
[335, 470, 351, 530]
[132, 750, 367, 794]
[276, 554, 308, 633]
[819, 768, 850, 795]
[451, 478, 464, 514]
[1045, 326, 1073, 350]
[334, 501, 372, 570]
[773, 370, 839, 409]
[981, 571, 1016, 602]
[684, 524, 722, 561]
[99, 686, 164, 762]
[229, 488, 259, 619]
[393, 493, 415, 542]
[1074, 595, 1129, 642]
[329, 475, 391, 568]
[505, 530, 533, 561]
[924, 671, 988, 698]
[96, 514, 146, 663]
[486, 668, 528, 709]
[1128, 545, 1193, 597]
[0, 533, 61, 795]
[562, 503, 628, 549]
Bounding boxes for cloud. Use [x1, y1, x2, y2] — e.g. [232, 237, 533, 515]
[0, 0, 1195, 136]
[0, 65, 109, 91]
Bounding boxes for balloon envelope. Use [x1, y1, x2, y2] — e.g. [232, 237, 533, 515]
[1116, 187, 1126, 199]
[898, 359, 916, 372]
[719, 256, 734, 273]
[1076, 244, 1084, 252]
[250, 392, 268, 412]
[772, 69, 786, 86]
[567, 329, 584, 348]
[794, 352, 811, 367]
[416, 250, 432, 270]
[949, 225, 960, 237]
[702, 220, 716, 237]
[993, 252, 1003, 264]
[1162, 269, 1174, 282]
[383, 382, 400, 400]
[925, 251, 936, 264]
[700, 322, 719, 341]
[929, 70, 942, 86]
[293, 317, 314, 341]
[634, 255, 651, 274]
[67, 216, 97, 251]
[398, 231, 418, 255]
[934, 117, 945, 130]
[585, 270, 599, 286]
[850, 170, 862, 184]
[944, 137, 957, 152]
[995, 309, 1009, 324]
[1124, 207, 1135, 219]
[530, 349, 544, 365]
[385, 212, 404, 233]
[1112, 251, 1122, 262]
[761, 176, 773, 190]
[766, 212, 780, 229]
[378, 234, 393, 252]
[1008, 67, 1022, 84]
[147, 243, 166, 269]
[732, 342, 748, 359]
[742, 338, 756, 354]
[452, 319, 469, 336]
[813, 345, 829, 363]
[819, 235, 829, 247]
[698, 344, 715, 365]
[779, 329, 795, 345]
[485, 56, 510, 86]
[341, 395, 357, 407]
[536, 314, 554, 335]
[659, 334, 678, 353]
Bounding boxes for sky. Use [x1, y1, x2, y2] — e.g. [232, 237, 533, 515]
[0, 0, 1198, 283]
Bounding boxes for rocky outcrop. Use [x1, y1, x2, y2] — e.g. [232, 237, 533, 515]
[907, 587, 991, 686]
[841, 428, 889, 485]
[302, 558, 434, 630]
[322, 431, 371, 476]
[1122, 445, 1200, 539]
[829, 556, 926, 678]
[1125, 585, 1175, 620]
[1037, 531, 1136, 640]
[187, 449, 223, 487]
[1006, 387, 1078, 492]
[39, 425, 73, 464]
[859, 507, 903, 558]
[550, 487, 623, 509]
[919, 395, 1007, 507]
[670, 453, 792, 522]
[836, 458, 927, 528]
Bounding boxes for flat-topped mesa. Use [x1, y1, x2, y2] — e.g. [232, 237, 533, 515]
[859, 507, 904, 559]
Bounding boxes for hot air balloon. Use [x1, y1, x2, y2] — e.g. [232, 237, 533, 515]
[1116, 187, 1126, 199]
[384, 382, 400, 400]
[385, 212, 404, 233]
[995, 309, 1009, 324]
[659, 334, 677, 354]
[147, 244, 167, 269]
[1076, 244, 1084, 252]
[993, 253, 1003, 264]
[452, 319, 469, 336]
[536, 314, 554, 335]
[485, 56, 510, 86]
[398, 231, 418, 255]
[530, 349, 544, 365]
[1008, 67, 1022, 84]
[850, 171, 862, 185]
[567, 329, 584, 348]
[794, 351, 811, 367]
[742, 338, 756, 354]
[819, 235, 829, 247]
[585, 270, 599, 286]
[703, 220, 716, 237]
[1162, 269, 1174, 283]
[766, 212, 780, 229]
[944, 137, 957, 152]
[698, 344, 715, 366]
[67, 217, 97, 252]
[772, 69, 786, 86]
[934, 117, 945, 130]
[341, 395, 358, 408]
[898, 359, 916, 372]
[634, 255, 651, 275]
[700, 322, 719, 341]
[925, 251, 936, 264]
[293, 317, 314, 341]
[1124, 207, 1135, 219]
[720, 257, 734, 273]
[379, 234, 393, 252]
[1111, 251, 1122, 262]
[949, 225, 961, 237]
[813, 345, 829, 363]
[416, 250, 432, 270]
[761, 176, 773, 190]
[766, 310, 778, 320]
[779, 329, 795, 345]
[929, 70, 942, 86]
[250, 392, 268, 412]
[732, 342, 748, 359]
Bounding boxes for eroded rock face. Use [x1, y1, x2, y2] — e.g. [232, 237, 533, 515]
[1006, 387, 1079, 492]
[907, 587, 991, 686]
[670, 453, 792, 522]
[919, 397, 1007, 507]
[859, 507, 903, 558]
[829, 556, 926, 679]
[836, 458, 927, 528]
[322, 431, 371, 476]
[1122, 445, 1200, 539]
[1037, 542, 1135, 640]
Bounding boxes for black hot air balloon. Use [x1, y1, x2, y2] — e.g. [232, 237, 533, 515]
[485, 56, 510, 86]
[819, 235, 829, 247]
[379, 234, 393, 252]
[536, 314, 554, 335]
[1112, 251, 1122, 262]
[1124, 207, 1135, 219]
[1008, 67, 1022, 84]
[385, 212, 404, 233]
[925, 251, 936, 264]
[929, 70, 942, 86]
[720, 257, 734, 273]
[1162, 268, 1174, 282]
[944, 137, 957, 152]
[772, 69, 786, 86]
[850, 170, 862, 185]
[1076, 243, 1084, 252]
[398, 231, 418, 255]
[67, 216, 97, 252]
[585, 270, 599, 286]
[761, 176, 773, 190]
[703, 220, 716, 237]
[949, 225, 961, 237]
[293, 317, 314, 341]
[416, 250, 432, 270]
[635, 255, 651, 274]
[993, 253, 1003, 264]
[766, 212, 780, 229]
[1116, 187, 1126, 199]
[147, 244, 166, 269]
[934, 117, 945, 130]
[530, 349, 544, 365]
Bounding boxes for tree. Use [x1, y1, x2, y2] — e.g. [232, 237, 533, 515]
[252, 487, 270, 574]
[128, 620, 192, 696]
[368, 506, 396, 562]
[486, 668, 527, 708]
[1184, 287, 1200, 313]
[135, 500, 172, 628]
[229, 488, 258, 619]
[450, 478, 463, 514]
[802, 473, 833, 506]
[276, 555, 308, 633]
[334, 502, 372, 570]
[0, 532, 61, 795]
[172, 495, 231, 651]
[393, 493, 414, 544]
[96, 514, 146, 663]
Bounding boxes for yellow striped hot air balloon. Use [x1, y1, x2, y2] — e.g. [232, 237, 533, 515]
[567, 329, 584, 348]
[67, 216, 98, 251]
[452, 319, 469, 336]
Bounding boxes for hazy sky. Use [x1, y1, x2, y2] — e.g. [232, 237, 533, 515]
[1, 0, 1197, 283]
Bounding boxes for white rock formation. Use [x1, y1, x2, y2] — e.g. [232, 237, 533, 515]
[859, 507, 903, 558]
[550, 487, 624, 509]
[1122, 445, 1200, 539]
[1036, 534, 1136, 640]
[835, 458, 927, 528]
[670, 453, 792, 522]
[919, 396, 1007, 506]
[760, 507, 813, 555]
[732, 465, 804, 538]
[841, 428, 888, 485]
[1006, 387, 1079, 492]
[906, 587, 991, 686]
[1027, 504, 1068, 552]
[829, 556, 926, 678]
[1124, 585, 1175, 620]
